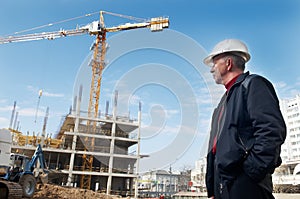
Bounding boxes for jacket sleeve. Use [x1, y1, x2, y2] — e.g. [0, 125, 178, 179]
[206, 108, 220, 197]
[242, 76, 286, 182]
[206, 150, 215, 197]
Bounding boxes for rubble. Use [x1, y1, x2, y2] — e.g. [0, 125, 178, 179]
[274, 184, 300, 193]
[32, 184, 122, 199]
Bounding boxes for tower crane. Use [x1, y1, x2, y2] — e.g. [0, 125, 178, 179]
[0, 11, 169, 190]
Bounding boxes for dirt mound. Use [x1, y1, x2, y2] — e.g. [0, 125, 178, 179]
[274, 184, 300, 193]
[32, 184, 121, 199]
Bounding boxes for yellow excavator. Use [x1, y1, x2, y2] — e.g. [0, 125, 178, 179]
[0, 129, 48, 198]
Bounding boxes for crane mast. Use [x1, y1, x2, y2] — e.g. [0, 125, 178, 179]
[81, 32, 107, 190]
[0, 11, 169, 190]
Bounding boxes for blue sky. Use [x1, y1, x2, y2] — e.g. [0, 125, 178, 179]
[0, 0, 300, 172]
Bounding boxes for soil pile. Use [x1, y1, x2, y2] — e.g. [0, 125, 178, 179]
[32, 184, 121, 199]
[274, 184, 300, 193]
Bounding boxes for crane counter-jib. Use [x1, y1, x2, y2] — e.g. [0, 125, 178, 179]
[103, 17, 169, 33]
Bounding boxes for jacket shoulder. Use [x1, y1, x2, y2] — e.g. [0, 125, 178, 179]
[242, 74, 259, 89]
[242, 74, 272, 90]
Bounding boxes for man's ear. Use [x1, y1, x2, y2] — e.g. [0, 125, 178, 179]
[226, 58, 232, 71]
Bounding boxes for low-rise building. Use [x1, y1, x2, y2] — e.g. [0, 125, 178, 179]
[138, 169, 180, 197]
[190, 157, 206, 192]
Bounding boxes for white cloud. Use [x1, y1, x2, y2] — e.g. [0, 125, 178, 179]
[274, 80, 300, 99]
[42, 91, 64, 98]
[274, 81, 287, 89]
[0, 105, 14, 112]
[166, 109, 179, 117]
[27, 85, 35, 92]
[26, 85, 64, 98]
[18, 107, 45, 117]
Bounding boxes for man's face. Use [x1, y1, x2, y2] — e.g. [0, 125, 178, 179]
[210, 54, 228, 85]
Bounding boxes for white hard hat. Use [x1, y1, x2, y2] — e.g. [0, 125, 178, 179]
[203, 39, 251, 66]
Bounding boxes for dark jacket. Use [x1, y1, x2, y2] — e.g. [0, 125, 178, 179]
[205, 72, 286, 198]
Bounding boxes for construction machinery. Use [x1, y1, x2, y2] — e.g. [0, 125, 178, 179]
[0, 129, 48, 198]
[0, 11, 169, 190]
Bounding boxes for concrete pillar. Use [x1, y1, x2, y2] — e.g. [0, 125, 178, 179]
[9, 101, 16, 129]
[134, 101, 142, 199]
[47, 153, 51, 169]
[107, 91, 118, 194]
[41, 107, 49, 147]
[67, 85, 82, 186]
[56, 153, 60, 170]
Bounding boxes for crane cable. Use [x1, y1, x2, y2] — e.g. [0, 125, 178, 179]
[1, 10, 147, 38]
[1, 11, 100, 37]
[102, 10, 146, 23]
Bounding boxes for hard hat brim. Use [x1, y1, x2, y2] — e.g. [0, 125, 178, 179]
[203, 51, 250, 66]
[203, 55, 215, 66]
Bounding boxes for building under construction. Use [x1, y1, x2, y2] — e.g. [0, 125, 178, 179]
[1, 10, 169, 198]
[9, 90, 142, 197]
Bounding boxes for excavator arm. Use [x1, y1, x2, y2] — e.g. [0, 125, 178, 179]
[27, 144, 48, 185]
[28, 144, 47, 172]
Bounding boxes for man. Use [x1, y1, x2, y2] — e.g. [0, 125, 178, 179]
[203, 39, 286, 199]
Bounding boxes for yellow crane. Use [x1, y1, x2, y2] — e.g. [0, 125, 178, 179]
[0, 11, 169, 190]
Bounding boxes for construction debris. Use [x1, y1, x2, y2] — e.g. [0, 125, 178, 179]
[33, 184, 122, 199]
[274, 184, 300, 193]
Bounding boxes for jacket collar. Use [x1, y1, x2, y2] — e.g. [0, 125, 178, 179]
[226, 71, 249, 97]
[235, 71, 250, 85]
